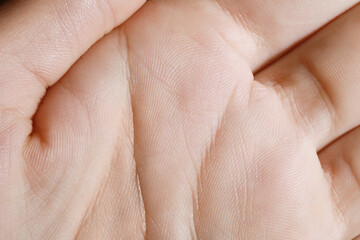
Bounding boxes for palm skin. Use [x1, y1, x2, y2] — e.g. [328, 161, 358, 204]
[1, 0, 360, 239]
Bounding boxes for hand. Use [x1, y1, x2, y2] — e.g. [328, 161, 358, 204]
[1, 0, 360, 239]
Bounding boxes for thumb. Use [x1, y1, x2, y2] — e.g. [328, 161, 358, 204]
[0, 0, 144, 125]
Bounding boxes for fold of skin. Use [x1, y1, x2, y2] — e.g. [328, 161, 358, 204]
[1, 0, 360, 239]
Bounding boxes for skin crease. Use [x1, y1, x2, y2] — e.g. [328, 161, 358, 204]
[1, 0, 360, 239]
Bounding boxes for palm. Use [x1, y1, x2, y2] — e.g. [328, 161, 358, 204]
[1, 0, 360, 239]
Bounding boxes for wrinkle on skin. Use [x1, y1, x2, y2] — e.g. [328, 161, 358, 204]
[1, 0, 360, 239]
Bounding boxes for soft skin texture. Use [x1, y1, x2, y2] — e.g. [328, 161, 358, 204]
[1, 0, 360, 239]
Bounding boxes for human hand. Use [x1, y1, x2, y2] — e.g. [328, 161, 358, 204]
[1, 0, 360, 239]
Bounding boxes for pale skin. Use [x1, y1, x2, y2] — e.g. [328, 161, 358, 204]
[0, 0, 360, 239]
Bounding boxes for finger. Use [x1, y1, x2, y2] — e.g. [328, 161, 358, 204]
[319, 126, 360, 240]
[256, 4, 360, 150]
[17, 31, 145, 238]
[0, 0, 144, 119]
[214, 0, 358, 70]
